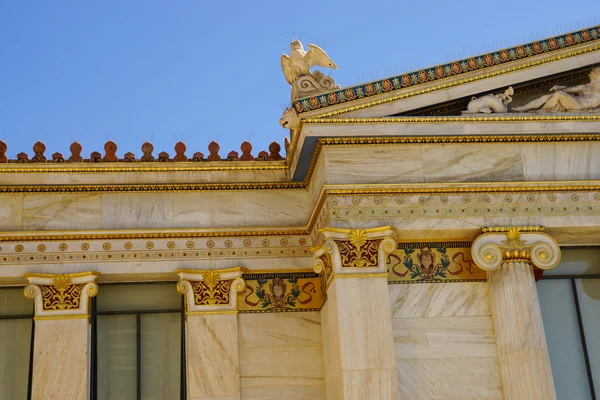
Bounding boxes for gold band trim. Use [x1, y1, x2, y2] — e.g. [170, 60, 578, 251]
[186, 310, 238, 316]
[34, 315, 89, 321]
[0, 229, 309, 243]
[24, 271, 100, 279]
[0, 164, 287, 174]
[335, 273, 389, 279]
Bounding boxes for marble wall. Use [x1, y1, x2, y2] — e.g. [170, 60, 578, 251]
[388, 283, 502, 399]
[238, 312, 326, 399]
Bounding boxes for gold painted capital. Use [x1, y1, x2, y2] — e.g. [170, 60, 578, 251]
[312, 227, 397, 288]
[177, 267, 246, 314]
[23, 271, 99, 320]
[472, 227, 560, 270]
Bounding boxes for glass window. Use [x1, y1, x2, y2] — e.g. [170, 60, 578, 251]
[538, 247, 600, 399]
[0, 287, 33, 400]
[92, 283, 184, 400]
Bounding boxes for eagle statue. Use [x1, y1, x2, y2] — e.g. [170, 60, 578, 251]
[281, 40, 339, 100]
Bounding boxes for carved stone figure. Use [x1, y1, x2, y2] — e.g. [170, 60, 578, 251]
[281, 40, 340, 100]
[279, 107, 300, 132]
[464, 87, 514, 113]
[513, 67, 600, 112]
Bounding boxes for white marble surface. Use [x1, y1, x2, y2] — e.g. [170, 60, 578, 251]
[31, 318, 89, 400]
[323, 145, 424, 184]
[238, 312, 325, 399]
[101, 193, 174, 229]
[521, 142, 600, 181]
[0, 194, 23, 229]
[396, 358, 502, 400]
[421, 143, 524, 183]
[22, 193, 102, 230]
[388, 283, 491, 318]
[186, 314, 241, 399]
[392, 316, 496, 359]
[173, 191, 309, 228]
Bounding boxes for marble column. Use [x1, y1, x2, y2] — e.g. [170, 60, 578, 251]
[313, 227, 398, 400]
[23, 271, 99, 400]
[472, 227, 561, 400]
[177, 267, 246, 400]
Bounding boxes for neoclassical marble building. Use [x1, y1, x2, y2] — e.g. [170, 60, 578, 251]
[1, 26, 600, 400]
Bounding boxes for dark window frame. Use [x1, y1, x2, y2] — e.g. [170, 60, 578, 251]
[540, 273, 600, 400]
[90, 282, 186, 400]
[0, 286, 35, 400]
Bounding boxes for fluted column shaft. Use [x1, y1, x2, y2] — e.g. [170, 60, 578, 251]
[488, 261, 556, 400]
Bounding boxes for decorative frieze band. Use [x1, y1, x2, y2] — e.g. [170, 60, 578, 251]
[24, 271, 99, 320]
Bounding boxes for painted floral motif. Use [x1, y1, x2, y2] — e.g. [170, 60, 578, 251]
[292, 27, 600, 113]
[388, 244, 486, 282]
[242, 273, 320, 311]
[40, 275, 85, 310]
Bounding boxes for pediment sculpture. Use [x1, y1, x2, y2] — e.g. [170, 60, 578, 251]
[465, 67, 600, 114]
[281, 40, 340, 101]
[464, 87, 514, 114]
[513, 67, 600, 112]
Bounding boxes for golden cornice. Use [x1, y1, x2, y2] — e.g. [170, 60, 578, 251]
[303, 114, 600, 125]
[302, 42, 600, 119]
[0, 228, 309, 242]
[0, 163, 287, 174]
[0, 181, 304, 193]
[23, 271, 100, 279]
[302, 134, 600, 185]
[481, 226, 545, 233]
[323, 182, 600, 195]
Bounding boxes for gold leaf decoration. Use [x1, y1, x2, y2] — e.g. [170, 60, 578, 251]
[348, 229, 367, 248]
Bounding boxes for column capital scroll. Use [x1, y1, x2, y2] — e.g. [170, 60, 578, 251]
[472, 227, 560, 271]
[312, 226, 397, 288]
[177, 267, 246, 314]
[23, 271, 99, 320]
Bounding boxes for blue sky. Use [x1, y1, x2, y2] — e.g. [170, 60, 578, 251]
[0, 1, 598, 159]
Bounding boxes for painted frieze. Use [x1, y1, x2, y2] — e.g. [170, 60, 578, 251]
[388, 242, 486, 283]
[239, 272, 323, 312]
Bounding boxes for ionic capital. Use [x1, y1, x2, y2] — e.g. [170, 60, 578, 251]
[312, 226, 397, 287]
[177, 267, 246, 314]
[472, 227, 560, 271]
[24, 271, 99, 320]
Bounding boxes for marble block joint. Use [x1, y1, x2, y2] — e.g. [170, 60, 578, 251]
[472, 227, 560, 400]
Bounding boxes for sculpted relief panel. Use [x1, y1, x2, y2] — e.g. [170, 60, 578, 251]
[466, 67, 600, 114]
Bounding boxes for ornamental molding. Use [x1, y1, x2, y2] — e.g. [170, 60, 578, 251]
[24, 271, 99, 320]
[471, 227, 560, 270]
[312, 226, 397, 289]
[177, 267, 246, 314]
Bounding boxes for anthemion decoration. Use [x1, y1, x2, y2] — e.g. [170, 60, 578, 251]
[1, 25, 600, 400]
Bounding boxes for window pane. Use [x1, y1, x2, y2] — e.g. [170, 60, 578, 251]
[0, 319, 31, 400]
[97, 315, 137, 400]
[97, 284, 180, 312]
[538, 280, 591, 400]
[576, 278, 600, 397]
[0, 288, 33, 316]
[545, 248, 600, 276]
[141, 313, 181, 400]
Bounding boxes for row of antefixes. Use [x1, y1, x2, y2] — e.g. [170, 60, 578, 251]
[0, 140, 285, 163]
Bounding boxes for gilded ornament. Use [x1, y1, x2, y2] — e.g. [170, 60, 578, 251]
[81, 243, 89, 251]
[15, 244, 23, 252]
[124, 241, 133, 250]
[225, 240, 233, 248]
[571, 193, 580, 201]
[190, 271, 233, 306]
[145, 241, 154, 249]
[186, 241, 195, 248]
[262, 239, 270, 247]
[167, 241, 175, 249]
[59, 243, 67, 251]
[102, 242, 111, 250]
[37, 244, 46, 252]
[335, 229, 382, 268]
